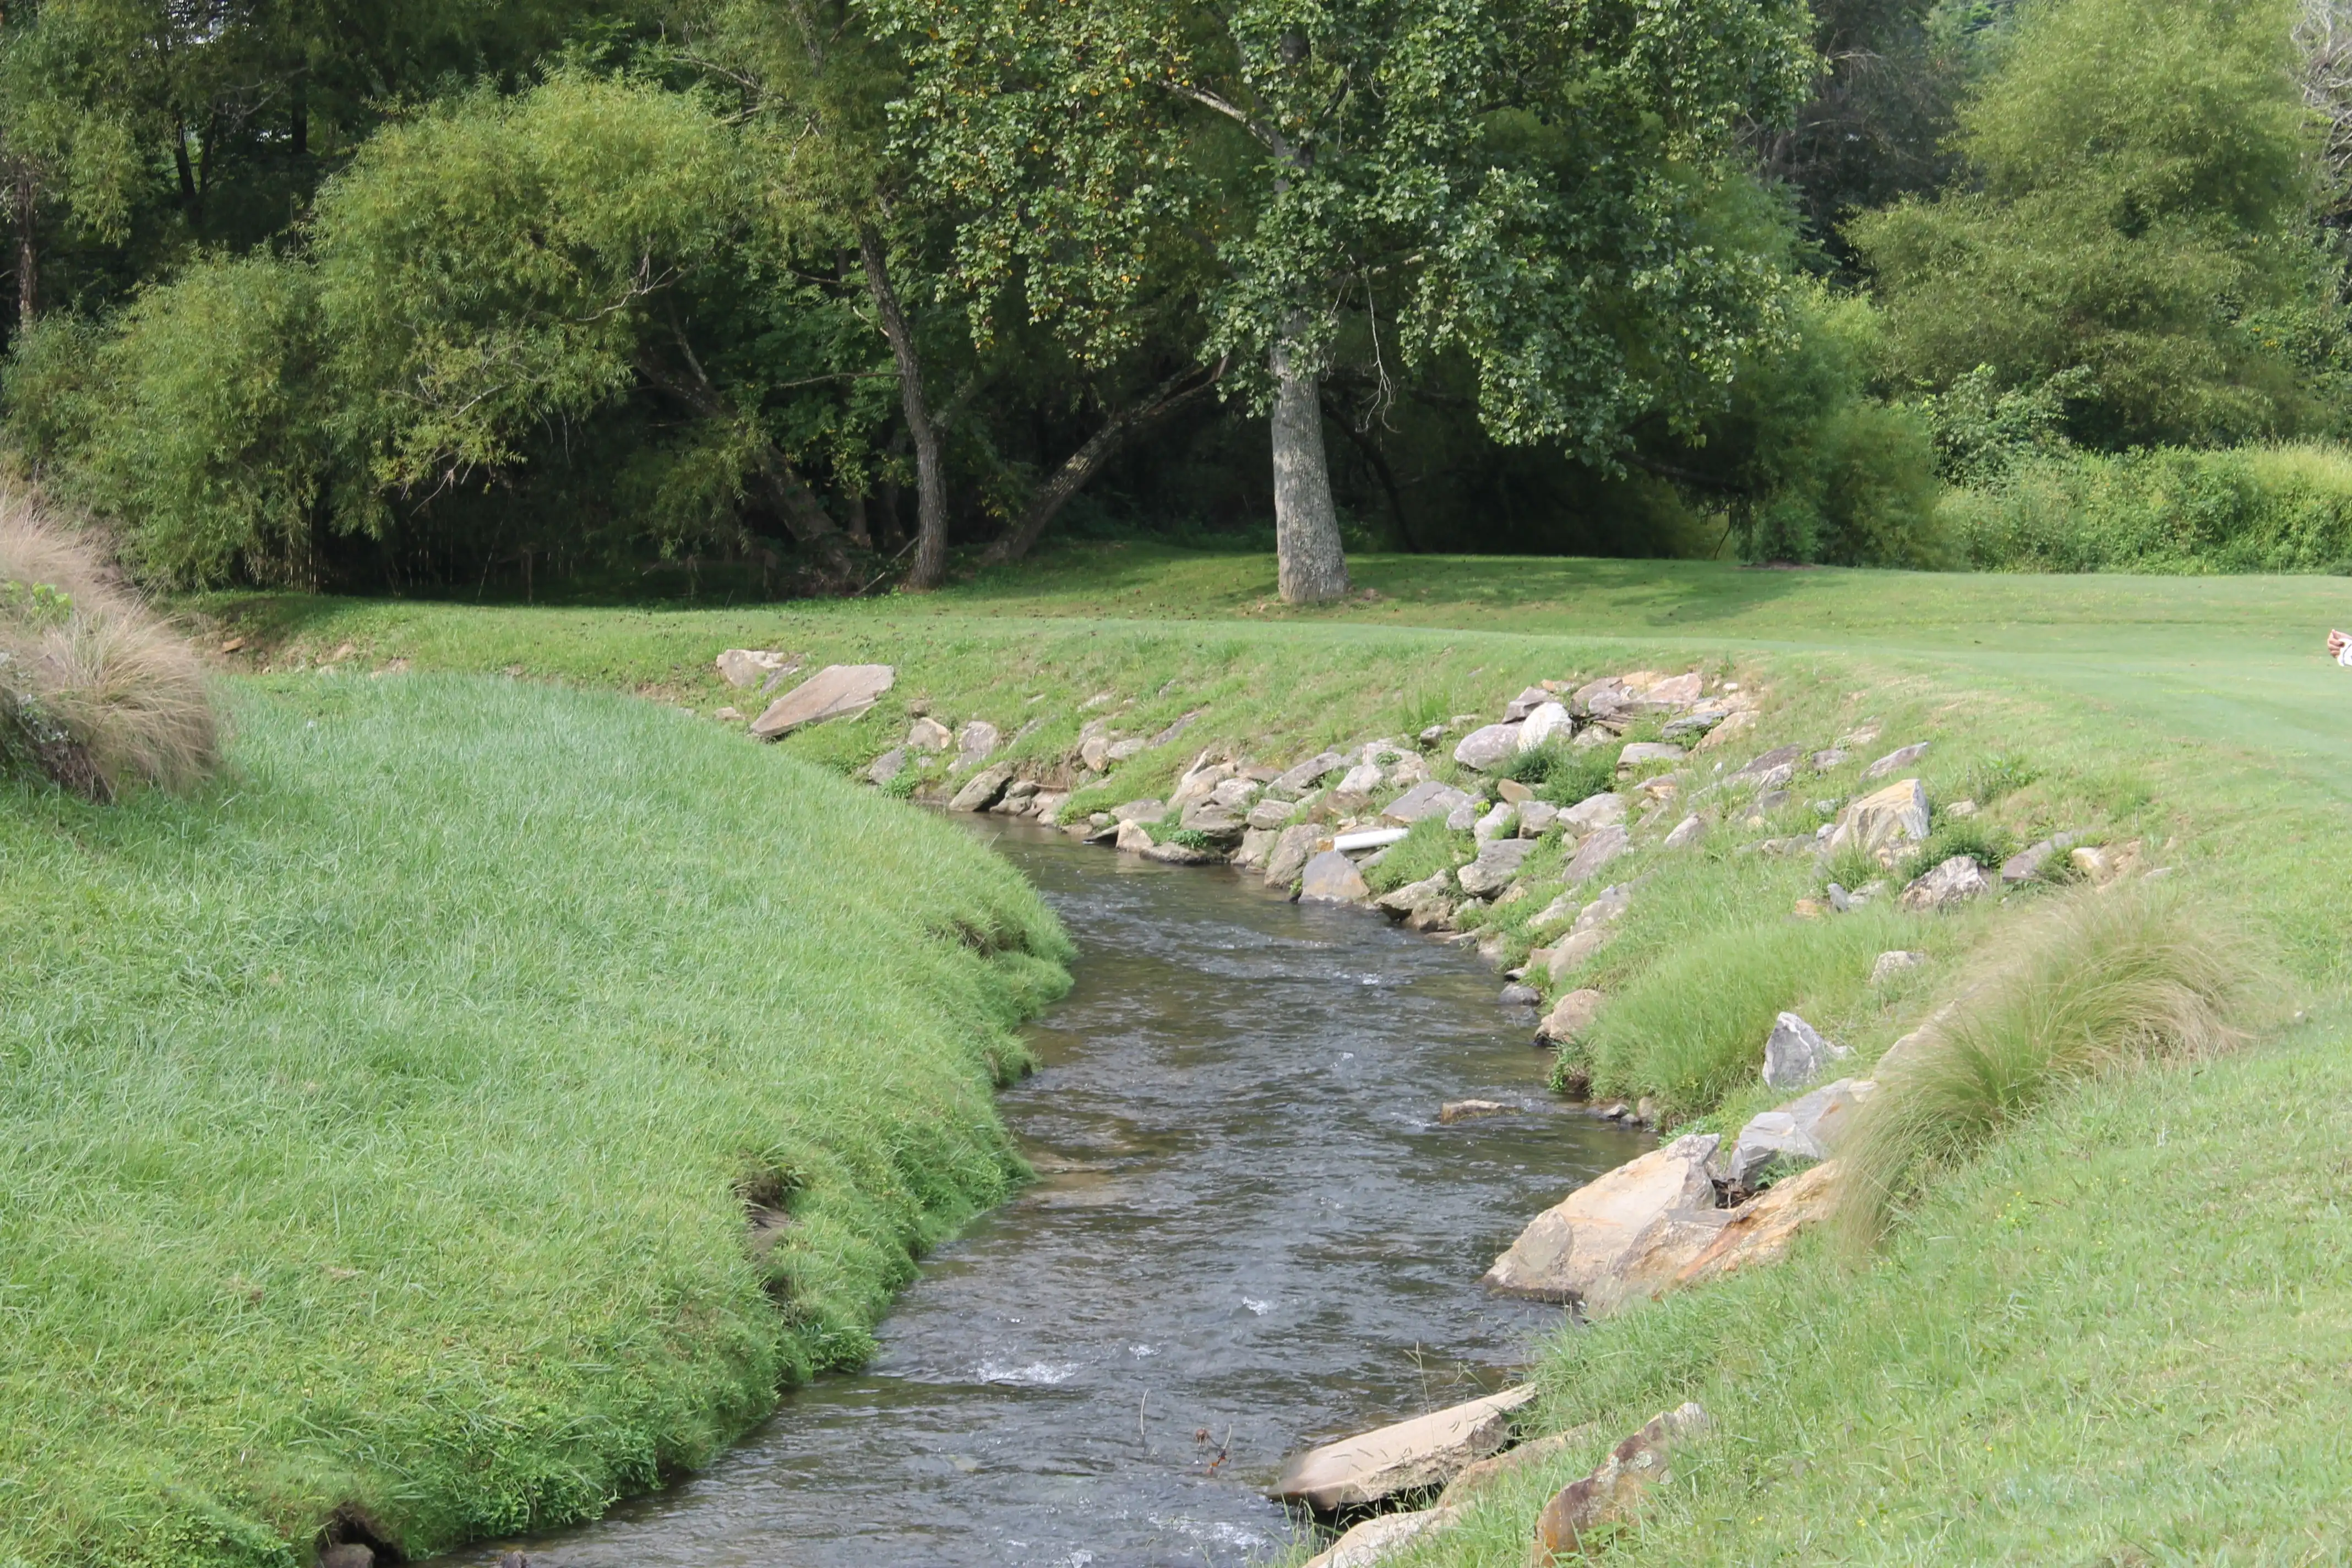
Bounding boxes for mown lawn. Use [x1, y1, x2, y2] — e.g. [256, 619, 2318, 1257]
[35, 546, 2352, 1564]
[0, 675, 1068, 1568]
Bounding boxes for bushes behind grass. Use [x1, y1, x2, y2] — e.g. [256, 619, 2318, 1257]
[1836, 881, 2256, 1245]
[0, 486, 219, 797]
[1943, 441, 2352, 573]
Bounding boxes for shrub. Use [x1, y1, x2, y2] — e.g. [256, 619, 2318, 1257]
[1834, 883, 2256, 1245]
[1502, 740, 1616, 805]
[1363, 814, 1467, 894]
[1914, 816, 2012, 873]
[0, 486, 219, 797]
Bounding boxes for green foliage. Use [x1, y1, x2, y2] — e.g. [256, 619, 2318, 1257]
[1363, 814, 1467, 894]
[1508, 742, 1616, 806]
[1912, 362, 2089, 486]
[1915, 814, 2012, 870]
[1961, 749, 2040, 804]
[1943, 440, 2352, 572]
[1853, 0, 2334, 450]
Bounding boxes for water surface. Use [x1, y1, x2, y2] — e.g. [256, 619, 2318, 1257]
[451, 823, 1646, 1566]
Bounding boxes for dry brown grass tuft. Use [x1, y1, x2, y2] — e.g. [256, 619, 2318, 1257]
[0, 484, 220, 798]
[1834, 879, 2258, 1248]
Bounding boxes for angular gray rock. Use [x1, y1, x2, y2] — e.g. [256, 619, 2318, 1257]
[2000, 831, 2077, 885]
[1900, 853, 1990, 911]
[948, 763, 1016, 813]
[1178, 801, 1249, 842]
[954, 719, 1001, 765]
[1810, 748, 1848, 772]
[715, 647, 791, 688]
[1559, 792, 1627, 832]
[1109, 797, 1167, 824]
[1871, 949, 1925, 983]
[1301, 1507, 1460, 1568]
[1825, 778, 1930, 858]
[749, 663, 895, 739]
[1234, 826, 1279, 869]
[1562, 824, 1630, 884]
[1145, 839, 1222, 865]
[1732, 744, 1804, 782]
[864, 748, 906, 786]
[1572, 883, 1633, 934]
[1114, 820, 1155, 853]
[1662, 814, 1707, 850]
[1504, 685, 1556, 721]
[1482, 1134, 1726, 1313]
[989, 780, 1039, 814]
[1452, 723, 1523, 772]
[1617, 741, 1686, 772]
[1662, 710, 1727, 741]
[1637, 671, 1705, 709]
[1863, 741, 1929, 780]
[1518, 701, 1575, 750]
[1725, 1077, 1876, 1188]
[1275, 750, 1348, 793]
[1248, 797, 1298, 831]
[1299, 850, 1372, 903]
[906, 715, 952, 752]
[1760, 1012, 1849, 1090]
[1384, 779, 1474, 824]
[1539, 988, 1604, 1043]
[1264, 824, 1324, 887]
[1540, 927, 1609, 983]
[1445, 797, 1482, 831]
[1375, 870, 1455, 922]
[1499, 983, 1540, 1006]
[1273, 1385, 1537, 1510]
[1456, 838, 1537, 898]
[1473, 802, 1515, 845]
[1516, 799, 1561, 836]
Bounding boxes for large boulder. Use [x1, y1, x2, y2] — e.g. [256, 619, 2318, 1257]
[1331, 761, 1386, 800]
[1725, 1077, 1875, 1187]
[947, 763, 1016, 813]
[1109, 797, 1166, 824]
[1233, 827, 1279, 869]
[1299, 850, 1371, 903]
[1636, 671, 1705, 709]
[1518, 701, 1575, 750]
[1145, 839, 1222, 865]
[1248, 797, 1299, 831]
[1382, 779, 1472, 824]
[1178, 801, 1249, 843]
[749, 663, 894, 739]
[1264, 824, 1324, 887]
[1899, 853, 1990, 911]
[1760, 1011, 1849, 1090]
[1452, 723, 1523, 772]
[1482, 1135, 1726, 1314]
[1516, 799, 1561, 837]
[1271, 1385, 1537, 1510]
[1539, 988, 1604, 1043]
[1456, 837, 1537, 898]
[1562, 824, 1630, 884]
[1825, 777, 1930, 858]
[1673, 1161, 1840, 1289]
[1559, 792, 1627, 832]
[1531, 1404, 1712, 1565]
[1472, 803, 1515, 844]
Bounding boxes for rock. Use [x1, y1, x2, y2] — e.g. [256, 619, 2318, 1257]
[1900, 853, 1989, 911]
[1497, 778, 1534, 804]
[1570, 677, 1634, 722]
[1234, 827, 1279, 868]
[1145, 839, 1222, 865]
[1077, 732, 1115, 771]
[1299, 850, 1371, 903]
[1332, 761, 1385, 800]
[1441, 1098, 1514, 1124]
[1248, 797, 1298, 831]
[1452, 723, 1524, 772]
[1810, 748, 1848, 772]
[1276, 750, 1348, 792]
[1863, 741, 1929, 779]
[1272, 1385, 1537, 1510]
[864, 748, 907, 786]
[1457, 838, 1537, 897]
[749, 663, 894, 739]
[2001, 836, 2062, 884]
[1673, 1162, 1841, 1290]
[1559, 792, 1627, 832]
[1732, 744, 1804, 782]
[1871, 949, 1925, 983]
[1662, 814, 1706, 850]
[953, 719, 1001, 765]
[1301, 1507, 1459, 1568]
[1030, 791, 1068, 821]
[1482, 1135, 1725, 1313]
[1518, 701, 1575, 750]
[1617, 742, 1686, 774]
[1760, 1011, 1849, 1090]
[907, 716, 952, 752]
[1946, 797, 1979, 818]
[1540, 928, 1608, 983]
[1333, 826, 1409, 853]
[1562, 824, 1630, 884]
[1373, 781, 1464, 827]
[1265, 824, 1325, 887]
[1473, 803, 1515, 845]
[1504, 685, 1556, 721]
[1509, 801, 1554, 837]
[1571, 884, 1632, 934]
[319, 1547, 375, 1568]
[1638, 671, 1705, 709]
[1444, 798, 1482, 831]
[1530, 1403, 1713, 1564]
[1110, 797, 1167, 825]
[1375, 870, 1456, 924]
[1148, 711, 1202, 748]
[1539, 988, 1604, 1043]
[1662, 710, 1726, 741]
[1436, 1430, 1588, 1508]
[1744, 761, 1797, 792]
[715, 647, 790, 688]
[1170, 760, 1233, 808]
[713, 705, 743, 722]
[1725, 1077, 1875, 1187]
[1693, 709, 1757, 751]
[1499, 982, 1540, 1006]
[1104, 738, 1146, 763]
[1114, 820, 1155, 853]
[1825, 777, 1930, 859]
[2071, 841, 2136, 885]
[1178, 801, 1249, 842]
[948, 763, 1016, 813]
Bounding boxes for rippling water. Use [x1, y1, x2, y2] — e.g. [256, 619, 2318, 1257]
[443, 821, 1646, 1567]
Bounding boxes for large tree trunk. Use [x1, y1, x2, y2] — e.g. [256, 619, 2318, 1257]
[983, 361, 1221, 566]
[859, 224, 949, 592]
[1270, 329, 1350, 604]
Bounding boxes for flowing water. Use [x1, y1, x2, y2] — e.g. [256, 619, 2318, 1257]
[447, 822, 1647, 1567]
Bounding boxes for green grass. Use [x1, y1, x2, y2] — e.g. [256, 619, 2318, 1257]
[0, 674, 1068, 1568]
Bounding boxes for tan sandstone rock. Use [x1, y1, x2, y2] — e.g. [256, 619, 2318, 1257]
[1529, 1403, 1712, 1564]
[1482, 1135, 1726, 1314]
[750, 663, 894, 739]
[1272, 1385, 1538, 1510]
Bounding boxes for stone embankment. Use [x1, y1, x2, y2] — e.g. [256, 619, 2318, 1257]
[723, 650, 2167, 1567]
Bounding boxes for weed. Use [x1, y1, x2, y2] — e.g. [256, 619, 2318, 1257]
[1819, 842, 1880, 895]
[1960, 750, 2039, 805]
[1364, 815, 1468, 893]
[1159, 826, 1214, 851]
[1914, 816, 2013, 872]
[1835, 883, 2256, 1246]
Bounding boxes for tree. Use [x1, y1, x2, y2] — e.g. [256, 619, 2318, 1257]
[1851, 0, 2330, 448]
[878, 0, 1817, 601]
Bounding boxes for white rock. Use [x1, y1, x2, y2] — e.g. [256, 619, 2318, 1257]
[1453, 723, 1524, 772]
[715, 648, 790, 687]
[954, 719, 1002, 765]
[1863, 742, 1930, 779]
[1617, 741, 1686, 772]
[1517, 701, 1575, 750]
[1559, 792, 1627, 832]
[1517, 800, 1560, 836]
[1333, 761, 1386, 799]
[1901, 854, 1990, 911]
[1385, 780, 1474, 824]
[906, 716, 952, 752]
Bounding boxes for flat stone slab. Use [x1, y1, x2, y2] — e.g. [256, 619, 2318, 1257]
[1483, 1134, 1725, 1314]
[1453, 723, 1523, 772]
[1272, 1386, 1537, 1510]
[1383, 780, 1474, 824]
[750, 663, 894, 740]
[1303, 1507, 1459, 1568]
[1562, 824, 1630, 884]
[1726, 1077, 1875, 1186]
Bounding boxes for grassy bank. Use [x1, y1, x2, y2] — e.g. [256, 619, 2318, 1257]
[0, 674, 1068, 1568]
[178, 548, 2352, 1561]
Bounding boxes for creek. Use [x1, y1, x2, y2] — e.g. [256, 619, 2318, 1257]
[447, 821, 1647, 1567]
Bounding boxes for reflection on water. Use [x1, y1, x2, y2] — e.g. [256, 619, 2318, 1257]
[444, 822, 1647, 1567]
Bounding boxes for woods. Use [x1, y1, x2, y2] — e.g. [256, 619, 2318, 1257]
[6, 0, 2352, 597]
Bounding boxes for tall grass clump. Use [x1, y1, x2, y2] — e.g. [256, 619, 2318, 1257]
[1836, 883, 2256, 1246]
[0, 485, 219, 797]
